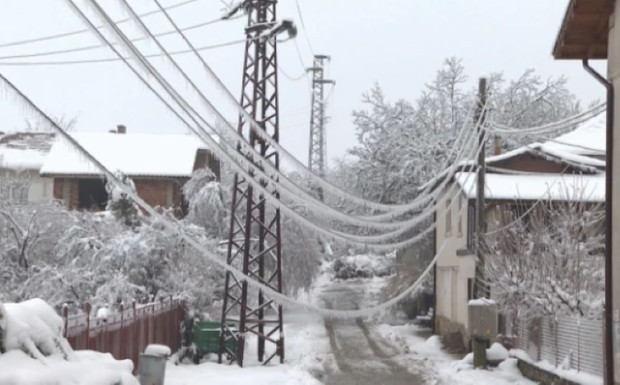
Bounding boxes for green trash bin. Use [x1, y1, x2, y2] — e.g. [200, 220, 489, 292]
[193, 321, 238, 363]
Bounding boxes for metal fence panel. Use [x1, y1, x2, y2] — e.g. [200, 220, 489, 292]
[516, 315, 603, 377]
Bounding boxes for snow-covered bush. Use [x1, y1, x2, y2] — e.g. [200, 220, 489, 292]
[0, 187, 224, 313]
[106, 171, 139, 227]
[484, 199, 604, 324]
[0, 298, 137, 385]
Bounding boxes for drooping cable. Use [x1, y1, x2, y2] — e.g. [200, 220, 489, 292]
[0, 71, 461, 319]
[0, 15, 241, 61]
[148, 0, 491, 216]
[490, 103, 606, 135]
[0, 0, 199, 48]
[66, 0, 489, 251]
[115, 0, 488, 233]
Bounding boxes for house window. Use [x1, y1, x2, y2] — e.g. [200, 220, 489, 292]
[467, 278, 473, 301]
[78, 179, 108, 210]
[445, 198, 452, 237]
[457, 195, 463, 237]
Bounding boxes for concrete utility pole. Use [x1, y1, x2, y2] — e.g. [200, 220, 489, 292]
[473, 77, 487, 300]
[219, 0, 288, 367]
[307, 55, 335, 200]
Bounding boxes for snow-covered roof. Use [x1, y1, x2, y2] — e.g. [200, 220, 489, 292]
[455, 172, 605, 202]
[40, 132, 209, 178]
[541, 115, 606, 157]
[0, 132, 55, 171]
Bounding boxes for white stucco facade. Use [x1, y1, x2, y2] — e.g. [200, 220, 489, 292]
[0, 169, 54, 204]
[434, 186, 476, 348]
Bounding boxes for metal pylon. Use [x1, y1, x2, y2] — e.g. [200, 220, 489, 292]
[307, 55, 335, 190]
[219, 0, 284, 367]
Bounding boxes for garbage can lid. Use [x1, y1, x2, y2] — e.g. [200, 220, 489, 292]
[144, 344, 171, 357]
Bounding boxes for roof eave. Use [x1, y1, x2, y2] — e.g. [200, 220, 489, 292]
[553, 0, 613, 60]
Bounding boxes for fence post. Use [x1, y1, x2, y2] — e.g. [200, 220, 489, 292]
[160, 297, 167, 345]
[577, 317, 581, 372]
[62, 304, 69, 339]
[119, 303, 125, 360]
[133, 300, 138, 367]
[84, 302, 92, 350]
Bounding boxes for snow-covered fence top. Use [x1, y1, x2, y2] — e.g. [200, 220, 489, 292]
[62, 297, 185, 369]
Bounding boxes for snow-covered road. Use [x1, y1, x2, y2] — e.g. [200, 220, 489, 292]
[320, 279, 428, 385]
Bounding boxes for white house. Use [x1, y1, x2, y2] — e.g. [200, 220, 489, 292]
[433, 117, 606, 351]
[0, 132, 55, 204]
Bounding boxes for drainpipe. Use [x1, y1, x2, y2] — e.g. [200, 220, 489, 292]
[432, 210, 437, 334]
[583, 59, 614, 385]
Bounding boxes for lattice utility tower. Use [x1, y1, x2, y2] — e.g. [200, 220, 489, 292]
[307, 55, 335, 188]
[219, 0, 291, 367]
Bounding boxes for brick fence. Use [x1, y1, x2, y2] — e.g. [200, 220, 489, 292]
[62, 298, 185, 367]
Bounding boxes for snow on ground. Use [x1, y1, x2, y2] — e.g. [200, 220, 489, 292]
[375, 320, 536, 385]
[0, 350, 138, 385]
[165, 269, 333, 385]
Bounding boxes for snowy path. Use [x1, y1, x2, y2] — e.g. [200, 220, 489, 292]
[320, 279, 428, 385]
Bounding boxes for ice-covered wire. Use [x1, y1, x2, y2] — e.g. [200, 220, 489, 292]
[64, 0, 422, 245]
[80, 0, 489, 248]
[148, 0, 493, 216]
[96, 0, 411, 233]
[62, 0, 488, 252]
[0, 16, 240, 61]
[0, 71, 466, 319]
[483, 166, 573, 236]
[0, 0, 199, 49]
[540, 137, 605, 155]
[490, 103, 606, 135]
[113, 0, 487, 231]
[0, 38, 248, 66]
[73, 0, 495, 251]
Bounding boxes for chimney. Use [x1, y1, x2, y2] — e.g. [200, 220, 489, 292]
[117, 125, 127, 134]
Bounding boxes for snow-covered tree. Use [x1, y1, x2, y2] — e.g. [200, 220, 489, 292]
[182, 168, 227, 238]
[335, 58, 582, 205]
[483, 199, 604, 327]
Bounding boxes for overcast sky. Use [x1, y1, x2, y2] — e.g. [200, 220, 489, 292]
[0, 0, 607, 167]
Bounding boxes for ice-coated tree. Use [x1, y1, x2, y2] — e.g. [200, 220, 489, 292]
[335, 58, 582, 205]
[483, 199, 604, 326]
[183, 168, 227, 238]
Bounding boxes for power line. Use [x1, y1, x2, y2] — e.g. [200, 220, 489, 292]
[68, 0, 491, 245]
[0, 38, 247, 66]
[0, 0, 199, 49]
[294, 0, 315, 56]
[0, 71, 457, 320]
[491, 103, 606, 135]
[0, 0, 200, 49]
[0, 16, 239, 61]
[68, 0, 490, 248]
